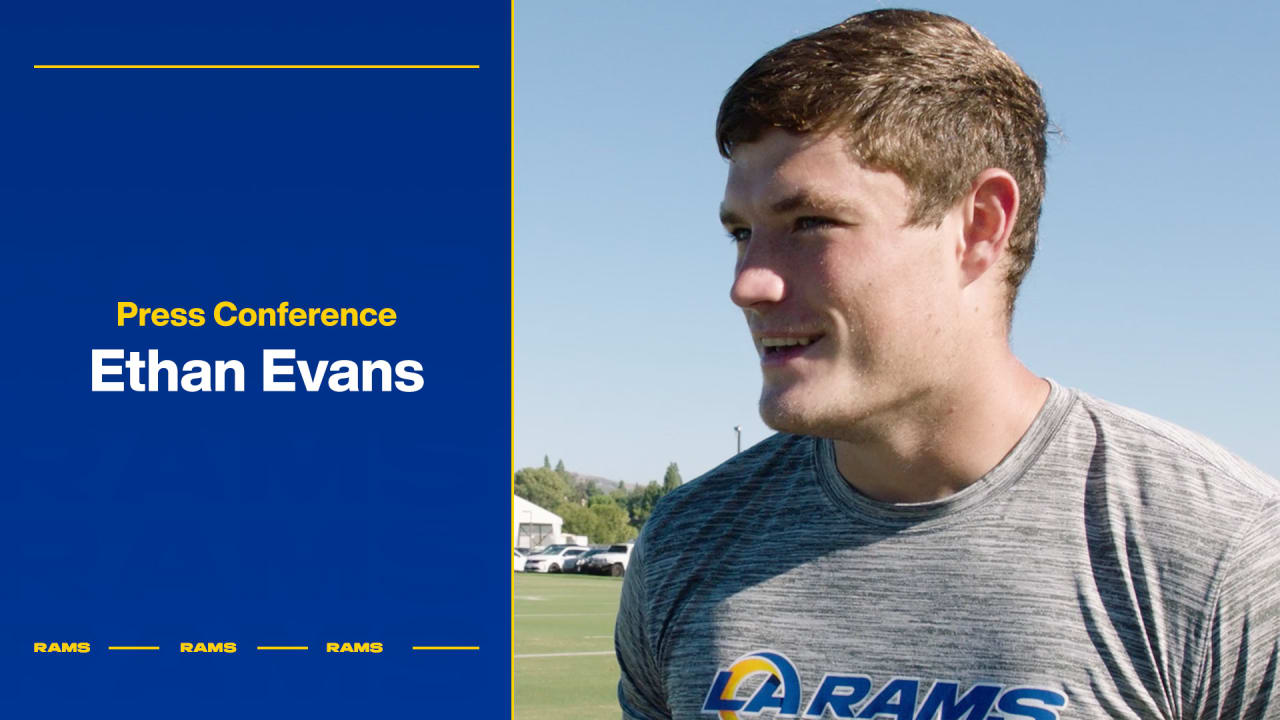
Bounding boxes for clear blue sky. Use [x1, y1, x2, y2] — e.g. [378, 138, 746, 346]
[515, 1, 1279, 486]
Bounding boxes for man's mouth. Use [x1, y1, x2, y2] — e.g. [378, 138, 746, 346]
[759, 335, 823, 362]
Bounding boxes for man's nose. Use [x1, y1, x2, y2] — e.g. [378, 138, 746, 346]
[730, 252, 786, 309]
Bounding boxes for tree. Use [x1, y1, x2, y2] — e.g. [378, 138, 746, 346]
[663, 462, 682, 492]
[543, 455, 551, 469]
[552, 495, 635, 544]
[555, 501, 597, 538]
[553, 458, 574, 494]
[587, 495, 637, 544]
[514, 466, 572, 510]
[626, 481, 665, 528]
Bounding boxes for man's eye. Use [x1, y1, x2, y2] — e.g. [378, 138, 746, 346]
[726, 227, 751, 243]
[794, 216, 834, 231]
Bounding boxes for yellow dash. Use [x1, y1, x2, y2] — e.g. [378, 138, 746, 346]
[412, 646, 480, 650]
[107, 646, 160, 650]
[256, 646, 309, 650]
[33, 65, 478, 69]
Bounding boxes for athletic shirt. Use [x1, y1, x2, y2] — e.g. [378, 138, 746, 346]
[615, 380, 1279, 720]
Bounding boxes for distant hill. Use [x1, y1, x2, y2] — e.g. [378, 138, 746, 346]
[568, 472, 651, 494]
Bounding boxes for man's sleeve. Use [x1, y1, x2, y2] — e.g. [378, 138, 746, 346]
[1194, 499, 1280, 720]
[615, 532, 672, 720]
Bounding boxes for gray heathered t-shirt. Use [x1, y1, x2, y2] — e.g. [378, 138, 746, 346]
[616, 381, 1279, 720]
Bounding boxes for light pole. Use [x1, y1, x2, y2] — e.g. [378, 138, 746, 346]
[734, 425, 742, 454]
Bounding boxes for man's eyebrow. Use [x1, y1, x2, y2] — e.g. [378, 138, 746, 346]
[770, 191, 859, 217]
[719, 191, 859, 226]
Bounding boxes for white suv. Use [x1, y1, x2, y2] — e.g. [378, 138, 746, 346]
[522, 545, 589, 573]
[582, 543, 634, 576]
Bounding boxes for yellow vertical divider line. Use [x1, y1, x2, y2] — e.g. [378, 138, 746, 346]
[509, 3, 517, 720]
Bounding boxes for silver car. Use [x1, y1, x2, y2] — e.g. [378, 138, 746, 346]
[522, 545, 588, 573]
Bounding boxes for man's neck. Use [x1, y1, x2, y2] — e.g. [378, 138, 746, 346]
[832, 357, 1049, 503]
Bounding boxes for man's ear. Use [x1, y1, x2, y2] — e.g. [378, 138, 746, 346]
[959, 168, 1020, 286]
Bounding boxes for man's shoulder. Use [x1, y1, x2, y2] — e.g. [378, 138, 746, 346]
[1063, 390, 1280, 676]
[665, 431, 810, 494]
[642, 432, 814, 538]
[1067, 389, 1278, 506]
[1053, 389, 1279, 577]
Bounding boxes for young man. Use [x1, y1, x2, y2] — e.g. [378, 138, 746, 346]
[616, 10, 1278, 720]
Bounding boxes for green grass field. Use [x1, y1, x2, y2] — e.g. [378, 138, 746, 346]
[515, 572, 624, 720]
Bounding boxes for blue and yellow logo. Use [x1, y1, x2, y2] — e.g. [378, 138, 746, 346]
[701, 651, 1070, 720]
[701, 650, 802, 719]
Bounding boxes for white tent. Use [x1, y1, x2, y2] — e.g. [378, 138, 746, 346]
[513, 495, 562, 549]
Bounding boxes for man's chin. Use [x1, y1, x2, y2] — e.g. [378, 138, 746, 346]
[758, 382, 872, 439]
[757, 388, 824, 436]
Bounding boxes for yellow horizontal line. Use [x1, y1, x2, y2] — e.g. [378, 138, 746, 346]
[257, 646, 309, 650]
[33, 65, 478, 69]
[411, 646, 480, 650]
[107, 646, 159, 650]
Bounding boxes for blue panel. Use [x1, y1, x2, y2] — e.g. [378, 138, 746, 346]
[1, 2, 511, 715]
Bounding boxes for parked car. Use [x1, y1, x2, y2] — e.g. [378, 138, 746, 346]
[582, 543, 634, 576]
[513, 550, 526, 572]
[522, 545, 589, 573]
[570, 548, 609, 573]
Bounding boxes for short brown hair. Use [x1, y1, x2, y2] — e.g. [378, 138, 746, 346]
[716, 9, 1049, 319]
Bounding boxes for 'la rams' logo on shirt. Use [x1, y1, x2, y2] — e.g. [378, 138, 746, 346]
[701, 650, 1069, 720]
